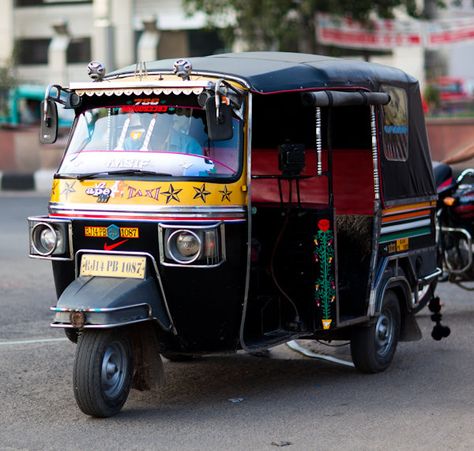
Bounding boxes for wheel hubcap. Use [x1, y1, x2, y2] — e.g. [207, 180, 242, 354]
[101, 341, 128, 399]
[375, 312, 394, 357]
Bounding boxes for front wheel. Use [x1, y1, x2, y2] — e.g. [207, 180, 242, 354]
[350, 290, 401, 373]
[73, 330, 133, 417]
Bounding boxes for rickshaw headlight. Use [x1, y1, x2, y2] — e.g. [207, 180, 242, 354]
[29, 220, 69, 258]
[167, 230, 202, 263]
[39, 227, 57, 253]
[176, 232, 201, 257]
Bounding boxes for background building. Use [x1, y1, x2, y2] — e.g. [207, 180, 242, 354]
[0, 0, 224, 86]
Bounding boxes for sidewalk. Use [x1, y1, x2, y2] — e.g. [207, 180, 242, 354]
[0, 169, 54, 193]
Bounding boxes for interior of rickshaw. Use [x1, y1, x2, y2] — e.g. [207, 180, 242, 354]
[245, 92, 375, 345]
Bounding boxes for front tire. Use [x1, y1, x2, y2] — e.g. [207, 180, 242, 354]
[73, 330, 133, 417]
[350, 290, 401, 373]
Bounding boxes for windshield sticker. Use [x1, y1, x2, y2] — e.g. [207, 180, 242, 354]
[193, 183, 211, 203]
[121, 98, 170, 113]
[219, 185, 232, 202]
[127, 185, 161, 200]
[61, 181, 76, 200]
[107, 159, 151, 170]
[85, 182, 112, 203]
[161, 184, 182, 203]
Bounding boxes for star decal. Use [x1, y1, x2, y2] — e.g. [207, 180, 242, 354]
[161, 183, 182, 204]
[51, 179, 59, 197]
[61, 181, 76, 200]
[193, 183, 211, 203]
[219, 185, 232, 202]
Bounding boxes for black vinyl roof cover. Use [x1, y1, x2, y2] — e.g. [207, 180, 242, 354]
[107, 51, 417, 93]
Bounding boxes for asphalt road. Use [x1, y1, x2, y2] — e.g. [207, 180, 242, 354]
[0, 193, 473, 450]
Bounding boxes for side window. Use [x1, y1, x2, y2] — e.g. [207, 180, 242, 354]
[382, 85, 409, 162]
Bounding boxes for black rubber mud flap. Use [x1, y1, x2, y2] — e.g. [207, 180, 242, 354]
[400, 313, 422, 342]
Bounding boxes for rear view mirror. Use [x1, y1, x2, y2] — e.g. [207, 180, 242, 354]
[40, 100, 58, 144]
[205, 96, 233, 141]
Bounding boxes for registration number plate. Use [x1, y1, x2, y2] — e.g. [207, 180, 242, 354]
[80, 254, 146, 279]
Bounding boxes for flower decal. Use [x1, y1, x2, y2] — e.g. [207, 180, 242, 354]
[318, 219, 330, 232]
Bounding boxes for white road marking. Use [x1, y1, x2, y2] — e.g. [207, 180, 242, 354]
[286, 340, 355, 368]
[0, 338, 68, 347]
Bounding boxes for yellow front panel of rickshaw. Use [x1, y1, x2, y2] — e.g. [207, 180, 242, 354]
[49, 178, 247, 207]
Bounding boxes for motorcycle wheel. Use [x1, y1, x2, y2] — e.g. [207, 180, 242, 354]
[446, 235, 474, 280]
[350, 290, 401, 373]
[73, 329, 133, 418]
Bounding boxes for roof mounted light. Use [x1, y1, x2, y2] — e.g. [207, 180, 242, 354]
[87, 61, 106, 81]
[173, 58, 192, 81]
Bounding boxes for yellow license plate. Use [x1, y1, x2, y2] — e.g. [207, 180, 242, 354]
[80, 254, 146, 279]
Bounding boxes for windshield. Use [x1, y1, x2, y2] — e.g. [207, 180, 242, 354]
[58, 101, 242, 179]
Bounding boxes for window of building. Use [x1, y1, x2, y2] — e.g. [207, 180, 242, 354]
[16, 38, 50, 65]
[67, 37, 91, 63]
[187, 30, 225, 57]
[16, 0, 91, 6]
[381, 85, 409, 162]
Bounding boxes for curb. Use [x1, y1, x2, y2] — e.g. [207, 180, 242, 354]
[0, 169, 54, 193]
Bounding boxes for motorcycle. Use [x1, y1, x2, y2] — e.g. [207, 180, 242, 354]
[433, 162, 474, 285]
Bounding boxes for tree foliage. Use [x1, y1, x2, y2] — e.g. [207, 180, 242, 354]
[183, 0, 421, 52]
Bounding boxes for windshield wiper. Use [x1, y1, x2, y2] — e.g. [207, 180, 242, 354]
[75, 169, 173, 180]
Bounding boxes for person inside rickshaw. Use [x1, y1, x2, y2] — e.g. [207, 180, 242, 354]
[122, 111, 203, 155]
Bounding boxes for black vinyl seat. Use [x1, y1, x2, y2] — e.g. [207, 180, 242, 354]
[432, 161, 453, 187]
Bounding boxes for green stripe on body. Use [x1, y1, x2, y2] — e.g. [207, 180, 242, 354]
[379, 227, 432, 244]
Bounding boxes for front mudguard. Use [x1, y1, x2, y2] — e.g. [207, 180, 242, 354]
[51, 276, 173, 332]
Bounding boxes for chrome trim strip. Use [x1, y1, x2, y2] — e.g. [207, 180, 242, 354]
[50, 302, 151, 314]
[70, 80, 212, 91]
[51, 317, 155, 329]
[240, 92, 253, 352]
[370, 105, 380, 201]
[105, 70, 253, 90]
[157, 222, 226, 268]
[368, 206, 383, 317]
[73, 249, 177, 335]
[421, 267, 442, 283]
[49, 202, 246, 215]
[316, 106, 322, 175]
[28, 215, 74, 261]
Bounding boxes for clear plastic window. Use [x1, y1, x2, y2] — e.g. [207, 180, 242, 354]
[59, 104, 242, 179]
[382, 85, 409, 162]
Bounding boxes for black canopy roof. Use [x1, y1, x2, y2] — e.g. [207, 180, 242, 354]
[107, 51, 416, 94]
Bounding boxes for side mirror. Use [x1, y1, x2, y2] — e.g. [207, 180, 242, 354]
[205, 96, 233, 141]
[40, 100, 58, 144]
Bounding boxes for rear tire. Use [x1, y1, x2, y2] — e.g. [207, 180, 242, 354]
[73, 330, 133, 417]
[350, 290, 401, 373]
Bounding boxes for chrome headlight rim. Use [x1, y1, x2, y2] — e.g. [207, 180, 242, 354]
[31, 222, 58, 256]
[166, 229, 202, 264]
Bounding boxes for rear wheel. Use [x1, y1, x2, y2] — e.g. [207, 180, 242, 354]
[350, 290, 401, 373]
[73, 330, 133, 417]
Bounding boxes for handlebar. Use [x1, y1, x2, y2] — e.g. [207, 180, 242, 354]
[456, 168, 474, 185]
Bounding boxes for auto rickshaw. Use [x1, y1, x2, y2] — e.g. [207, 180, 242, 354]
[29, 52, 440, 417]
